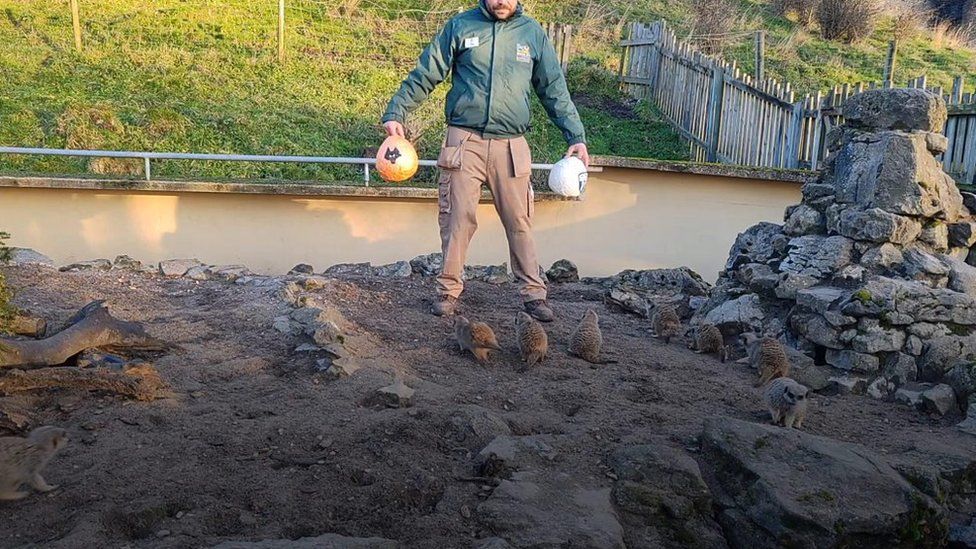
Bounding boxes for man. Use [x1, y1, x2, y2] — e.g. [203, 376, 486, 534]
[382, 0, 588, 322]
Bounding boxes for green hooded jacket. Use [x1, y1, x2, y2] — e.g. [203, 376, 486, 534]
[381, 0, 586, 145]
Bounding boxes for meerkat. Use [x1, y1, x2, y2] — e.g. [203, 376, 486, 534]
[741, 333, 791, 387]
[570, 309, 616, 364]
[0, 426, 69, 501]
[691, 323, 726, 361]
[454, 316, 502, 364]
[651, 303, 681, 344]
[763, 377, 809, 429]
[514, 311, 548, 368]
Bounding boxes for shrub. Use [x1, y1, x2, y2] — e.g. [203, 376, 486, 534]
[772, 0, 819, 27]
[689, 0, 741, 53]
[816, 0, 883, 42]
[891, 0, 933, 41]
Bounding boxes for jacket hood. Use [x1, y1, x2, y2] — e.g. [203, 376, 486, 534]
[478, 0, 523, 21]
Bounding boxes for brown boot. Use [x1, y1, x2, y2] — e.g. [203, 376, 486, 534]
[432, 296, 459, 317]
[524, 300, 554, 322]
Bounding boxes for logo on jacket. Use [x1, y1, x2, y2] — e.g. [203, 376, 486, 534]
[516, 43, 531, 63]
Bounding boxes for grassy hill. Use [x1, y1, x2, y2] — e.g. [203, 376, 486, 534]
[0, 0, 973, 183]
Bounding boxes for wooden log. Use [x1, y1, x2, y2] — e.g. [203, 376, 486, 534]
[7, 313, 46, 338]
[0, 363, 166, 401]
[0, 301, 168, 369]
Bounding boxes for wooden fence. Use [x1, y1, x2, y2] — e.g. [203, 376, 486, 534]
[619, 21, 976, 184]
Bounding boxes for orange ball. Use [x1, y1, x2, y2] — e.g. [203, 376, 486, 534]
[375, 136, 419, 182]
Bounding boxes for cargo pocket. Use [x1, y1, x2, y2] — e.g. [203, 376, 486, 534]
[436, 128, 472, 170]
[510, 136, 532, 178]
[438, 170, 452, 215]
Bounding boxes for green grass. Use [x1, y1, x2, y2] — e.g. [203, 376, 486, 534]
[0, 0, 687, 184]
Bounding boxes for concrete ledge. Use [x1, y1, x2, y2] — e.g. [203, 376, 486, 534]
[590, 156, 816, 183]
[0, 175, 576, 202]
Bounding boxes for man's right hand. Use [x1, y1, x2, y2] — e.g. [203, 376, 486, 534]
[383, 121, 405, 137]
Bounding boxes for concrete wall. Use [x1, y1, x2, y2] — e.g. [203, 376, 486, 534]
[0, 167, 801, 282]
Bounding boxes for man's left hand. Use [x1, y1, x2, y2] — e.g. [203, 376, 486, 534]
[565, 143, 589, 168]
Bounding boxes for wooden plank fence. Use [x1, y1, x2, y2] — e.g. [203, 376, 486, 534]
[544, 23, 573, 74]
[619, 21, 976, 184]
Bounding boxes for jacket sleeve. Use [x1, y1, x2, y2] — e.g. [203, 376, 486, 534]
[381, 19, 457, 124]
[531, 32, 586, 145]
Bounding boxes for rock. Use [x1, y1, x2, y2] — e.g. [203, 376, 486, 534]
[294, 343, 321, 353]
[324, 262, 372, 276]
[835, 208, 922, 244]
[209, 533, 398, 548]
[919, 222, 949, 251]
[852, 319, 905, 353]
[288, 263, 314, 275]
[895, 382, 932, 410]
[918, 335, 976, 380]
[272, 316, 295, 335]
[280, 281, 303, 307]
[474, 435, 557, 478]
[325, 358, 361, 378]
[950, 222, 976, 248]
[795, 286, 847, 315]
[597, 267, 712, 297]
[301, 275, 330, 290]
[944, 362, 976, 406]
[185, 265, 210, 281]
[783, 204, 825, 236]
[925, 132, 949, 154]
[372, 261, 412, 278]
[786, 349, 832, 391]
[546, 259, 579, 283]
[828, 375, 868, 395]
[703, 293, 765, 334]
[882, 353, 918, 386]
[825, 349, 880, 373]
[949, 517, 976, 547]
[830, 131, 963, 221]
[371, 379, 414, 408]
[793, 314, 845, 349]
[700, 416, 946, 548]
[903, 247, 950, 277]
[112, 255, 142, 270]
[609, 442, 726, 548]
[920, 383, 958, 416]
[476, 472, 626, 549]
[465, 264, 513, 284]
[4, 248, 54, 267]
[867, 377, 895, 399]
[948, 258, 976, 294]
[59, 259, 112, 272]
[410, 253, 443, 276]
[773, 273, 819, 300]
[472, 539, 514, 549]
[957, 396, 976, 436]
[159, 258, 202, 277]
[312, 322, 343, 345]
[724, 222, 786, 271]
[445, 406, 512, 450]
[779, 235, 854, 279]
[842, 88, 947, 133]
[963, 192, 976, 214]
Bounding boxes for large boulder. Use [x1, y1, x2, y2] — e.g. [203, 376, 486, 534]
[725, 223, 787, 271]
[700, 416, 946, 548]
[843, 88, 947, 133]
[703, 293, 766, 334]
[779, 235, 855, 279]
[477, 472, 626, 548]
[609, 442, 727, 548]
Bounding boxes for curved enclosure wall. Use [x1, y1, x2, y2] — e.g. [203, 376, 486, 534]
[0, 167, 801, 281]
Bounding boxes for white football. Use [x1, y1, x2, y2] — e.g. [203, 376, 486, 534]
[547, 156, 588, 198]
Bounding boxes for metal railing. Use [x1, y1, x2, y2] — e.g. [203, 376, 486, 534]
[0, 147, 574, 185]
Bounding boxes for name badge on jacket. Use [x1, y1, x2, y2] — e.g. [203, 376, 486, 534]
[464, 36, 479, 48]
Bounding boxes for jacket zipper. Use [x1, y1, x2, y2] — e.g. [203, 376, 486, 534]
[484, 21, 497, 131]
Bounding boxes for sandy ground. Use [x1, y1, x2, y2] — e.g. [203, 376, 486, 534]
[0, 264, 973, 548]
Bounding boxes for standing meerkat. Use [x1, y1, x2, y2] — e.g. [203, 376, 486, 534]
[651, 303, 681, 344]
[514, 311, 548, 368]
[0, 426, 69, 500]
[741, 333, 791, 387]
[691, 323, 725, 361]
[763, 377, 809, 429]
[454, 316, 502, 364]
[570, 309, 616, 364]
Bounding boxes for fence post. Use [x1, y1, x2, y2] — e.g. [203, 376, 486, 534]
[278, 0, 285, 63]
[754, 31, 765, 82]
[617, 24, 631, 89]
[648, 22, 663, 94]
[785, 101, 804, 169]
[561, 25, 572, 74]
[70, 0, 82, 52]
[882, 40, 897, 88]
[705, 64, 725, 163]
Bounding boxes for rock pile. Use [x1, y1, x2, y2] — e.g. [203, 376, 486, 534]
[696, 88, 976, 423]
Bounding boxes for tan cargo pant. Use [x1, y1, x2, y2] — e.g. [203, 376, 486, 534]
[436, 126, 547, 303]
